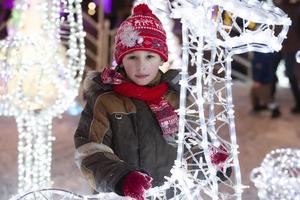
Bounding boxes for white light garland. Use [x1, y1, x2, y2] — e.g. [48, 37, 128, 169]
[156, 0, 290, 199]
[0, 0, 85, 194]
[251, 148, 300, 200]
[10, 189, 130, 200]
[16, 112, 54, 193]
[9, 0, 291, 199]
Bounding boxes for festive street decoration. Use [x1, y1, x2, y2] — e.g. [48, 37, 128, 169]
[0, 0, 85, 194]
[251, 148, 300, 200]
[139, 0, 291, 199]
[10, 189, 128, 200]
[8, 0, 291, 199]
[11, 189, 83, 200]
[144, 0, 290, 199]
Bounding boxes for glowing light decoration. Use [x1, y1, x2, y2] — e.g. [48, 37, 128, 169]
[296, 50, 300, 63]
[0, 0, 85, 194]
[10, 189, 129, 200]
[10, 0, 291, 199]
[143, 0, 290, 199]
[251, 148, 300, 200]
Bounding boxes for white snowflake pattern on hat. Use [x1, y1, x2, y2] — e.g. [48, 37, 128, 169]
[119, 23, 143, 47]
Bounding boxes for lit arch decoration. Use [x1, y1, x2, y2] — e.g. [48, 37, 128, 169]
[10, 0, 291, 199]
[0, 0, 85, 194]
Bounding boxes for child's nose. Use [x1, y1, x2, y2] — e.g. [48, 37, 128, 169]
[136, 58, 146, 71]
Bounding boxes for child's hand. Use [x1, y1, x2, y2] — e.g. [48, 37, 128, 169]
[209, 144, 229, 170]
[123, 171, 152, 200]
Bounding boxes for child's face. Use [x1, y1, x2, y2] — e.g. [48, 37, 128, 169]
[122, 50, 162, 86]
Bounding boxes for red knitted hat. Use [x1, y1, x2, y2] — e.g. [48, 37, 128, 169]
[114, 4, 168, 65]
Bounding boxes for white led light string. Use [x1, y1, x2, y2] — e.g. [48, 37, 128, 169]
[150, 0, 290, 199]
[9, 0, 292, 199]
[16, 112, 53, 193]
[0, 0, 85, 194]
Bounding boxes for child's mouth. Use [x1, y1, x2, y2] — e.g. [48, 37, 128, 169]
[135, 74, 149, 78]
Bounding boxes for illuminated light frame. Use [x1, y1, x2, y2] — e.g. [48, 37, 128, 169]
[141, 0, 289, 199]
[142, 0, 289, 199]
[10, 0, 291, 199]
[0, 0, 85, 194]
[251, 148, 300, 199]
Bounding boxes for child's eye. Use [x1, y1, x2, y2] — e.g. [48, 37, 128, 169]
[146, 55, 155, 59]
[127, 55, 136, 59]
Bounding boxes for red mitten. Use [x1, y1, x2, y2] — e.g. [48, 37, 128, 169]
[210, 144, 229, 170]
[123, 171, 152, 200]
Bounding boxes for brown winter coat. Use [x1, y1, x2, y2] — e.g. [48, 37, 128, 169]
[74, 69, 181, 194]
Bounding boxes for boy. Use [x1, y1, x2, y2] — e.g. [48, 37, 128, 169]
[74, 4, 229, 200]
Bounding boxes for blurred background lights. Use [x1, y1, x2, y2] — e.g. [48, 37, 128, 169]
[0, 0, 85, 194]
[88, 1, 96, 10]
[88, 1, 96, 16]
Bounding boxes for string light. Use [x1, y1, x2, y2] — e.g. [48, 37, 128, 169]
[0, 0, 85, 194]
[251, 148, 300, 200]
[10, 189, 132, 200]
[10, 0, 291, 199]
[145, 0, 289, 199]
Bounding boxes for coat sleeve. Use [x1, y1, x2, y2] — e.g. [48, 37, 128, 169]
[74, 94, 137, 194]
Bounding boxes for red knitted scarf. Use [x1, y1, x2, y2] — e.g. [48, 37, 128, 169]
[101, 68, 178, 136]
